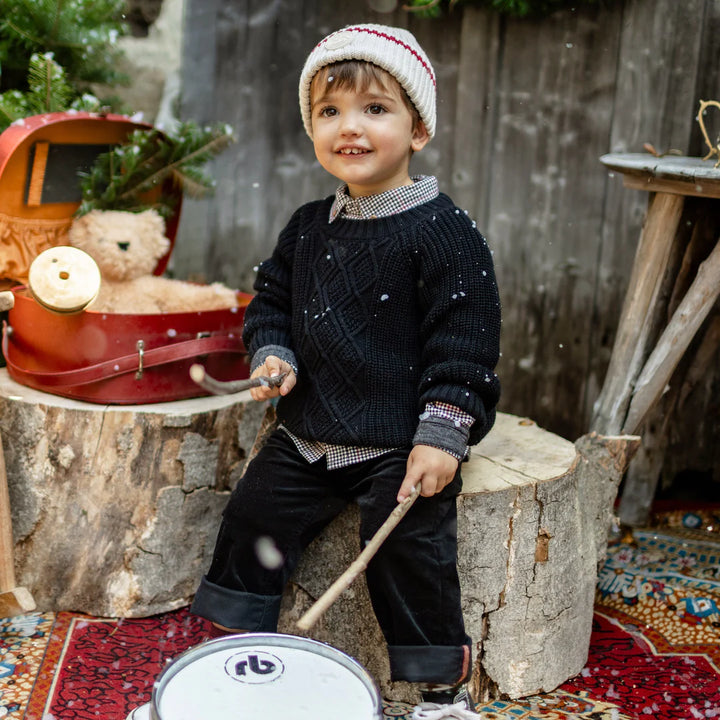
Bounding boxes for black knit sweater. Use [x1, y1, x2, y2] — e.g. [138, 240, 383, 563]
[242, 193, 501, 449]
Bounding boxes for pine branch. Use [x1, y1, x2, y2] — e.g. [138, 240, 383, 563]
[170, 167, 216, 199]
[0, 96, 23, 125]
[77, 122, 236, 217]
[114, 128, 234, 204]
[50, 0, 65, 41]
[26, 52, 72, 112]
[36, 53, 55, 109]
[0, 0, 128, 94]
[3, 18, 47, 48]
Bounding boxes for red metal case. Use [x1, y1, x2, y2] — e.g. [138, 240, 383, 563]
[0, 112, 251, 403]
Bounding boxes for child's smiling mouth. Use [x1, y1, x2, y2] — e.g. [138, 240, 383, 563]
[337, 147, 370, 155]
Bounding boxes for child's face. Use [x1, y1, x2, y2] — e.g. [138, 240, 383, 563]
[310, 74, 429, 198]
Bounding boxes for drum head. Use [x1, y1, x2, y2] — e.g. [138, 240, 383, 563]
[28, 246, 101, 314]
[151, 633, 382, 720]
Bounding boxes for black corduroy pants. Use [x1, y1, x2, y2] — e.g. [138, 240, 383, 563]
[191, 429, 472, 685]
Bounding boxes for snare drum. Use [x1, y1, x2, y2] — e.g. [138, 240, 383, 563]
[128, 633, 383, 720]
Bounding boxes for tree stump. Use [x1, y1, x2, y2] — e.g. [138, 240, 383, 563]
[0, 367, 638, 702]
[0, 368, 266, 617]
[277, 413, 639, 703]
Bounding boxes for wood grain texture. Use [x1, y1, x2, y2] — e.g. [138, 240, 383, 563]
[174, 0, 720, 490]
[0, 435, 16, 591]
[591, 191, 685, 434]
[0, 369, 267, 617]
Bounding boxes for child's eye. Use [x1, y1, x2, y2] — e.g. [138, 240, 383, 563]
[366, 104, 386, 115]
[319, 106, 337, 118]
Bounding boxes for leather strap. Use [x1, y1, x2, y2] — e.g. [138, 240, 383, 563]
[2, 325, 245, 388]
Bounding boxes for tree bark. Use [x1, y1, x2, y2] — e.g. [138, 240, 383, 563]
[0, 369, 267, 617]
[277, 414, 639, 702]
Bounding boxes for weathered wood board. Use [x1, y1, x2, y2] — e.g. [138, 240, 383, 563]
[173, 0, 720, 496]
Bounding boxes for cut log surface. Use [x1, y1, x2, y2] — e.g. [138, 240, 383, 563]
[0, 369, 267, 617]
[278, 414, 638, 703]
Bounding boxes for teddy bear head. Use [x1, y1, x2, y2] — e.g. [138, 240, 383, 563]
[68, 209, 170, 281]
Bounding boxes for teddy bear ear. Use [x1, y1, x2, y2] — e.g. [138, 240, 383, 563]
[138, 209, 171, 256]
[140, 208, 162, 222]
[138, 208, 167, 234]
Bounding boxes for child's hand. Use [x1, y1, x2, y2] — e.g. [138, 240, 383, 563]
[397, 445, 459, 502]
[249, 355, 296, 401]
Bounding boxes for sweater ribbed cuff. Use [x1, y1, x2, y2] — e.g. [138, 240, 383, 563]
[412, 415, 469, 460]
[250, 345, 298, 375]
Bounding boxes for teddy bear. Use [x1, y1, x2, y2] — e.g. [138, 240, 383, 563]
[67, 208, 240, 314]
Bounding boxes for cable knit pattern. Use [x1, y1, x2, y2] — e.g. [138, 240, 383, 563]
[242, 194, 501, 448]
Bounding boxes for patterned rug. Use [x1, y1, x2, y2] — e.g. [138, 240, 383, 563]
[1, 509, 718, 720]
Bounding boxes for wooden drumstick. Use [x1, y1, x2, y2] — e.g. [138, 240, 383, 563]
[296, 483, 421, 632]
[189, 364, 286, 395]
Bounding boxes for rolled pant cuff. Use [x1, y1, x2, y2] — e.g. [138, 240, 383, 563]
[388, 643, 472, 684]
[190, 576, 282, 632]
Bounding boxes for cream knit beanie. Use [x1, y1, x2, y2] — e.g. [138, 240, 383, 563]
[298, 24, 437, 139]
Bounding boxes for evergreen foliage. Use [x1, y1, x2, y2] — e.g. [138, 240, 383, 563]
[0, 52, 103, 130]
[77, 122, 237, 218]
[0, 0, 128, 93]
[405, 0, 602, 18]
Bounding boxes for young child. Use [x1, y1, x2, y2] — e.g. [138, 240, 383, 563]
[191, 24, 501, 718]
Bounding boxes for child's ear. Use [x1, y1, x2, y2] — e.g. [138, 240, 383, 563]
[411, 121, 430, 153]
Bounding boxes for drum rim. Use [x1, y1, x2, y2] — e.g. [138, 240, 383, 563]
[149, 632, 382, 720]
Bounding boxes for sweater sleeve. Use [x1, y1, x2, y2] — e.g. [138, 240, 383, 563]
[241, 207, 303, 360]
[415, 204, 501, 445]
[413, 402, 474, 459]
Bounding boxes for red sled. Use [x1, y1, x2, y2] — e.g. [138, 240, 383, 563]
[0, 112, 252, 404]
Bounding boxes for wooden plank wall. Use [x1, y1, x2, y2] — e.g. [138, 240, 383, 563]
[176, 0, 720, 491]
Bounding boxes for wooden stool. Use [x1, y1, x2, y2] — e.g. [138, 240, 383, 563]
[591, 154, 720, 524]
[0, 368, 266, 617]
[277, 414, 638, 703]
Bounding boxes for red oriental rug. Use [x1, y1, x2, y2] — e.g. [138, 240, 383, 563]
[1, 509, 718, 720]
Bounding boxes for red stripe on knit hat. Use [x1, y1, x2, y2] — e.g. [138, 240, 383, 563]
[319, 26, 436, 87]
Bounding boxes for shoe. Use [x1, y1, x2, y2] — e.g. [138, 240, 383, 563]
[412, 686, 481, 719]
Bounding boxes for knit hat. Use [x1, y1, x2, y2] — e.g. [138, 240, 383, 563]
[299, 24, 437, 140]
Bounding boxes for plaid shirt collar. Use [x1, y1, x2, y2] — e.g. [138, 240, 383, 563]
[329, 175, 439, 223]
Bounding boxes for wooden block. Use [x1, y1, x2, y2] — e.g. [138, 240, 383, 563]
[277, 415, 639, 703]
[0, 587, 36, 618]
